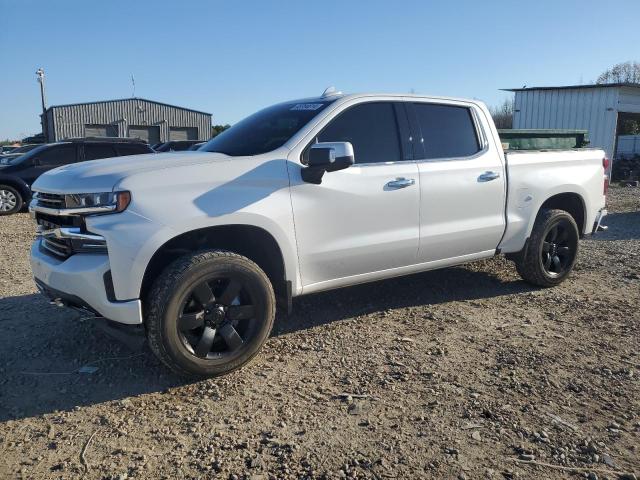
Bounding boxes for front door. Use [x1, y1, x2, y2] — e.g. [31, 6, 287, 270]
[288, 101, 420, 290]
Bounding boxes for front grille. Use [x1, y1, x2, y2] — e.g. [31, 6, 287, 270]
[36, 213, 81, 229]
[41, 237, 73, 259]
[32, 193, 107, 260]
[37, 192, 66, 209]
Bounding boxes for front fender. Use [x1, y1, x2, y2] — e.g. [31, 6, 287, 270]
[88, 210, 300, 301]
[87, 155, 302, 301]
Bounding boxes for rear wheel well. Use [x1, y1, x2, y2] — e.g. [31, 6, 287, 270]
[539, 193, 585, 235]
[140, 225, 287, 309]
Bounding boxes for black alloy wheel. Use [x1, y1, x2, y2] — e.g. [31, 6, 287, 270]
[540, 219, 576, 277]
[146, 250, 276, 378]
[178, 277, 256, 360]
[514, 209, 580, 287]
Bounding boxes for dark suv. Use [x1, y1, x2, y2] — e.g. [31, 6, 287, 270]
[0, 138, 153, 215]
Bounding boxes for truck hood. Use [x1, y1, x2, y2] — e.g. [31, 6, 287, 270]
[32, 152, 232, 193]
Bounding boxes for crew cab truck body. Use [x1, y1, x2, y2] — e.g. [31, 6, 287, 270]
[29, 91, 608, 377]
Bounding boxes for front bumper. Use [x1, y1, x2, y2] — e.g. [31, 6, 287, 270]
[30, 240, 143, 324]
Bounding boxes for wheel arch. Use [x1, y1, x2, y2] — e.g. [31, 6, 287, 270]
[0, 175, 31, 201]
[139, 224, 290, 311]
[536, 192, 586, 236]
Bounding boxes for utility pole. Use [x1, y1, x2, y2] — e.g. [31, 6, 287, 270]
[36, 68, 48, 141]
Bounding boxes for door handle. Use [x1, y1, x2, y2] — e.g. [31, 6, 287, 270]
[386, 177, 415, 189]
[478, 171, 500, 182]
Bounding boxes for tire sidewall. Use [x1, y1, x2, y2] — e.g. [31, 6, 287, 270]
[153, 253, 275, 377]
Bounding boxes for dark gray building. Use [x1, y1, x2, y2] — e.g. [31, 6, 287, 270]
[42, 97, 212, 144]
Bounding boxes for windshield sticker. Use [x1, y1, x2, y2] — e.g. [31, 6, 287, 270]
[290, 103, 324, 111]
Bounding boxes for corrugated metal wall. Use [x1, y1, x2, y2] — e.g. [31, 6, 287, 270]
[617, 135, 640, 157]
[47, 98, 211, 143]
[618, 87, 640, 113]
[513, 87, 620, 158]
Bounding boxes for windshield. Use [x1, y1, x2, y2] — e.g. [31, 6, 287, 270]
[200, 99, 336, 156]
[1, 144, 50, 165]
[0, 144, 41, 164]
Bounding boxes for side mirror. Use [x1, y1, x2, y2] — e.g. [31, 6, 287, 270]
[302, 142, 354, 184]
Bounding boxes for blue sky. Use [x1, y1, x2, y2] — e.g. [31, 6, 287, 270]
[1, 0, 639, 139]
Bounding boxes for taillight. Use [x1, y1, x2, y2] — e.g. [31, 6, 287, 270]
[603, 157, 609, 196]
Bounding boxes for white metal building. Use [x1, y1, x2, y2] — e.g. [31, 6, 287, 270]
[505, 83, 640, 159]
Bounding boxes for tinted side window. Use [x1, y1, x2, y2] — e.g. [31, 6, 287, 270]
[84, 144, 117, 161]
[317, 102, 401, 164]
[36, 145, 77, 166]
[116, 144, 151, 156]
[413, 103, 480, 159]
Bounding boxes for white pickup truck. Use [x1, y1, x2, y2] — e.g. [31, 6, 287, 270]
[29, 89, 608, 377]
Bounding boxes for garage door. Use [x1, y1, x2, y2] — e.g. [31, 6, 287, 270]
[128, 125, 160, 145]
[85, 124, 118, 137]
[169, 127, 198, 141]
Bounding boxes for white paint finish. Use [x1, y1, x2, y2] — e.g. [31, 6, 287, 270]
[513, 87, 623, 158]
[30, 242, 142, 324]
[288, 161, 420, 287]
[499, 148, 607, 253]
[91, 151, 300, 301]
[415, 103, 506, 262]
[29, 92, 609, 324]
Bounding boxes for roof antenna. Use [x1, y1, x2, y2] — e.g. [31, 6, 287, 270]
[131, 74, 136, 98]
[321, 86, 342, 97]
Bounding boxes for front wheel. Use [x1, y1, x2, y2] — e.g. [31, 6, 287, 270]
[514, 209, 580, 287]
[0, 185, 23, 215]
[145, 250, 276, 378]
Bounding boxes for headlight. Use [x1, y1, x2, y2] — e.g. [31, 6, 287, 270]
[64, 191, 131, 213]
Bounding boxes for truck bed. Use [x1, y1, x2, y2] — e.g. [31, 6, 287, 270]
[498, 148, 607, 253]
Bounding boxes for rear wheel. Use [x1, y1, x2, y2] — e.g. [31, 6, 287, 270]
[0, 185, 23, 215]
[515, 209, 580, 287]
[145, 250, 276, 378]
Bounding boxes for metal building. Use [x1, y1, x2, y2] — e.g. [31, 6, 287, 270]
[505, 83, 640, 159]
[42, 98, 212, 144]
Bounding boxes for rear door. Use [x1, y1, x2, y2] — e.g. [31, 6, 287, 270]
[289, 100, 420, 289]
[408, 101, 506, 263]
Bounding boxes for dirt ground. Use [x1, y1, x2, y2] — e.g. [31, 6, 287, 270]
[0, 187, 638, 480]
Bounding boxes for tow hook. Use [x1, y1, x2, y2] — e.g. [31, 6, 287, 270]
[596, 224, 608, 232]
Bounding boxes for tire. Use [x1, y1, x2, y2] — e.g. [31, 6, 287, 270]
[0, 185, 23, 215]
[514, 209, 580, 287]
[145, 250, 276, 378]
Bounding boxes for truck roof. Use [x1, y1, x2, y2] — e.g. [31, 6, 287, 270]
[285, 92, 488, 109]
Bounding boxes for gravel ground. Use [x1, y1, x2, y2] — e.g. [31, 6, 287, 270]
[0, 187, 638, 480]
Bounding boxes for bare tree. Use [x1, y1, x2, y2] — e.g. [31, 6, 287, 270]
[490, 98, 514, 129]
[596, 61, 640, 84]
